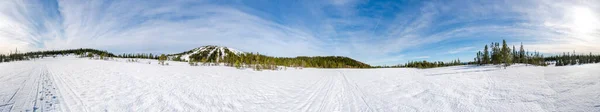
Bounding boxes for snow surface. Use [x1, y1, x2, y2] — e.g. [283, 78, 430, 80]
[1, 56, 599, 111]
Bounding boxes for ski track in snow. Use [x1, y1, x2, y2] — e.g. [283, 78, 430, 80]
[0, 62, 63, 112]
[1, 56, 599, 111]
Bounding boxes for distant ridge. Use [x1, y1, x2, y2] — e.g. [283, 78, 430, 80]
[0, 46, 371, 68]
[168, 45, 372, 68]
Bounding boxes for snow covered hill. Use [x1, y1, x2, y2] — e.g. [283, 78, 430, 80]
[165, 45, 371, 68]
[1, 56, 599, 111]
[168, 45, 244, 62]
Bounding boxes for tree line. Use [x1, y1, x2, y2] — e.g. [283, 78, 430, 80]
[165, 46, 371, 70]
[474, 40, 547, 67]
[404, 59, 464, 69]
[546, 51, 600, 66]
[0, 47, 371, 70]
[0, 48, 114, 63]
[379, 40, 549, 69]
[183, 50, 371, 70]
[374, 59, 464, 69]
[117, 53, 159, 59]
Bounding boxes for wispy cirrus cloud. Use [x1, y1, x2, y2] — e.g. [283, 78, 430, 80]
[447, 47, 475, 54]
[1, 0, 328, 57]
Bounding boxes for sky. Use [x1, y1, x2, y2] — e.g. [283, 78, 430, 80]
[1, 0, 599, 65]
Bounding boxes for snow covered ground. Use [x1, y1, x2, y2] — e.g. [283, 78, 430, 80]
[1, 56, 599, 111]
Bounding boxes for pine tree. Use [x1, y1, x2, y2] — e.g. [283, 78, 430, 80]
[563, 52, 568, 66]
[501, 40, 512, 67]
[519, 43, 525, 63]
[158, 54, 167, 65]
[588, 52, 594, 63]
[512, 45, 518, 63]
[491, 42, 500, 65]
[100, 53, 108, 60]
[476, 51, 482, 65]
[483, 45, 490, 64]
[234, 60, 241, 68]
[556, 57, 561, 66]
[173, 56, 182, 61]
[571, 51, 577, 65]
[201, 57, 208, 66]
[87, 53, 94, 59]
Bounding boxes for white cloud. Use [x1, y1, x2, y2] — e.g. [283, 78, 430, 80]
[0, 0, 39, 53]
[0, 0, 328, 56]
[447, 47, 475, 54]
[508, 0, 600, 54]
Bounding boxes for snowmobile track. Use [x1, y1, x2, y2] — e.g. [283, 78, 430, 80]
[339, 71, 373, 111]
[30, 66, 63, 112]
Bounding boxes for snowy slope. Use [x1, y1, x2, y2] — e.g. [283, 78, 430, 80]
[170, 45, 244, 62]
[1, 57, 599, 111]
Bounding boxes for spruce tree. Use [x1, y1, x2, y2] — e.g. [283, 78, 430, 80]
[588, 52, 594, 63]
[501, 40, 511, 67]
[476, 51, 482, 65]
[491, 42, 500, 64]
[563, 52, 568, 66]
[519, 43, 525, 63]
[158, 54, 167, 65]
[234, 60, 241, 68]
[100, 53, 108, 60]
[512, 45, 518, 63]
[571, 51, 577, 65]
[483, 45, 490, 64]
[87, 53, 94, 59]
[556, 58, 561, 66]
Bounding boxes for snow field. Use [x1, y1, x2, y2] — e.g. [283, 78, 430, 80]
[0, 56, 599, 111]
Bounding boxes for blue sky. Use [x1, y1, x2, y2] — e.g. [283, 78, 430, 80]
[1, 0, 599, 65]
